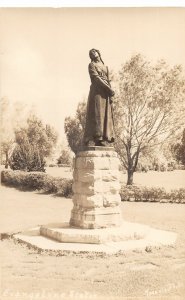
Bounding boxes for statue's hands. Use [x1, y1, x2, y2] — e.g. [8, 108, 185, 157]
[110, 97, 114, 104]
[109, 89, 115, 97]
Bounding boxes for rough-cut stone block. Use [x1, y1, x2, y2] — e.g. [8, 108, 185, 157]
[76, 169, 102, 183]
[70, 206, 122, 229]
[72, 180, 121, 195]
[75, 157, 107, 170]
[76, 156, 120, 171]
[93, 212, 121, 228]
[75, 168, 120, 183]
[101, 169, 120, 182]
[103, 193, 121, 207]
[72, 181, 93, 195]
[104, 181, 120, 193]
[70, 148, 122, 229]
[77, 149, 117, 158]
[72, 194, 103, 208]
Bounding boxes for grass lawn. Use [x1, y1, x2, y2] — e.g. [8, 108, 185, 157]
[0, 185, 185, 299]
[46, 167, 185, 192]
[45, 166, 73, 179]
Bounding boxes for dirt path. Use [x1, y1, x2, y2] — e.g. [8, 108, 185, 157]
[1, 185, 185, 299]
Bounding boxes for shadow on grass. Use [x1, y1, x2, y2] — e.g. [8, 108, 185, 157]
[1, 183, 73, 199]
[1, 183, 36, 193]
[35, 190, 73, 198]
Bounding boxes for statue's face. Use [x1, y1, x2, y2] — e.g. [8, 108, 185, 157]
[90, 49, 99, 60]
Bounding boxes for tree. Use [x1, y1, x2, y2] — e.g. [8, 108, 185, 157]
[172, 128, 185, 165]
[57, 148, 72, 166]
[0, 98, 13, 167]
[64, 100, 86, 154]
[64, 54, 185, 185]
[9, 114, 58, 171]
[113, 54, 185, 184]
[0, 98, 30, 168]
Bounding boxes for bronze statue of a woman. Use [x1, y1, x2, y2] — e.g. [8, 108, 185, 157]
[83, 49, 115, 147]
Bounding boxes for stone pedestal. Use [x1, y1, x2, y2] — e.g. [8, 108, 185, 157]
[70, 147, 122, 229]
[13, 146, 177, 253]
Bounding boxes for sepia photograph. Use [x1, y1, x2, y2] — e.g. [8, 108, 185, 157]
[0, 4, 185, 300]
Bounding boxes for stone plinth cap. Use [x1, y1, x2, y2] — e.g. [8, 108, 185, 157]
[80, 146, 114, 152]
[76, 146, 117, 158]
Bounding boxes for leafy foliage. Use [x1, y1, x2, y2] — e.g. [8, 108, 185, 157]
[9, 144, 46, 172]
[64, 100, 86, 154]
[57, 149, 72, 166]
[9, 115, 58, 172]
[1, 169, 73, 197]
[0, 98, 29, 168]
[173, 128, 185, 165]
[0, 98, 41, 169]
[120, 185, 185, 203]
[64, 54, 185, 185]
[113, 54, 185, 184]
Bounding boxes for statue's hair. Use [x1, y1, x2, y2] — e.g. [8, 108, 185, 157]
[89, 48, 104, 64]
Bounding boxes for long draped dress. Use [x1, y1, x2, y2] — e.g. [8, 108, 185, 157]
[84, 61, 115, 144]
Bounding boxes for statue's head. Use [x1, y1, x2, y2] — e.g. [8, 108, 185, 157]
[89, 48, 100, 60]
[89, 48, 104, 64]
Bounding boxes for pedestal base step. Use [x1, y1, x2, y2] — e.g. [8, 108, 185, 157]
[40, 222, 150, 244]
[13, 221, 177, 254]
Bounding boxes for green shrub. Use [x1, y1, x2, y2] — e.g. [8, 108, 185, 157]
[1, 169, 185, 203]
[55, 178, 73, 198]
[9, 144, 46, 172]
[40, 176, 73, 197]
[120, 185, 185, 203]
[1, 170, 73, 197]
[48, 164, 57, 167]
[168, 188, 185, 203]
[23, 173, 46, 190]
[58, 164, 70, 168]
[57, 149, 72, 166]
[120, 185, 135, 201]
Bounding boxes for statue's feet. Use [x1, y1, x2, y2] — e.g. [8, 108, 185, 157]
[85, 140, 96, 147]
[95, 140, 107, 146]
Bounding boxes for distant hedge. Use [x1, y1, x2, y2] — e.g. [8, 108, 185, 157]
[120, 185, 185, 204]
[1, 169, 185, 203]
[1, 170, 72, 198]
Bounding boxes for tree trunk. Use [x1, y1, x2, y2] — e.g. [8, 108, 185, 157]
[127, 155, 134, 185]
[127, 169, 134, 185]
[5, 151, 9, 169]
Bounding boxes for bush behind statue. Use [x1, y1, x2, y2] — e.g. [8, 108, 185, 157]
[120, 185, 185, 203]
[1, 169, 185, 203]
[1, 170, 72, 198]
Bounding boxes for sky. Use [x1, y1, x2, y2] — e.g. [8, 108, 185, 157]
[1, 7, 185, 138]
